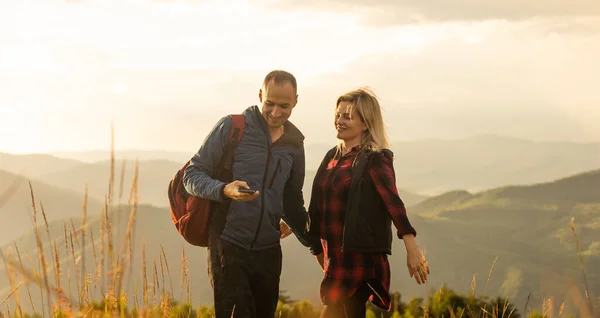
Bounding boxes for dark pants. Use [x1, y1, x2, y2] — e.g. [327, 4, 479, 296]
[320, 283, 371, 318]
[207, 234, 282, 318]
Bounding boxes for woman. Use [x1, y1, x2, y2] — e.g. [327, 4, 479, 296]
[306, 87, 430, 317]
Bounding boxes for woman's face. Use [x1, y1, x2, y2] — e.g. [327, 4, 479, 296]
[335, 101, 367, 143]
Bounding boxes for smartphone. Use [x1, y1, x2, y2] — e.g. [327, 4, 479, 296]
[238, 188, 257, 194]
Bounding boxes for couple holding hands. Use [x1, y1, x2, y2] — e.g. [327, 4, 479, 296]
[182, 70, 430, 318]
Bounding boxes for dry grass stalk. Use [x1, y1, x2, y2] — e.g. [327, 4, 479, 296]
[28, 181, 52, 317]
[0, 249, 22, 317]
[436, 284, 444, 308]
[105, 196, 114, 281]
[187, 271, 192, 305]
[558, 302, 565, 316]
[89, 227, 101, 295]
[142, 241, 148, 314]
[39, 201, 62, 311]
[152, 260, 159, 306]
[160, 245, 174, 299]
[63, 222, 73, 302]
[447, 306, 458, 318]
[89, 227, 98, 269]
[566, 277, 595, 318]
[52, 240, 60, 288]
[4, 257, 75, 313]
[12, 244, 35, 314]
[99, 202, 106, 296]
[470, 274, 476, 299]
[68, 231, 81, 306]
[69, 219, 81, 251]
[106, 124, 116, 302]
[39, 202, 51, 243]
[180, 243, 188, 303]
[115, 160, 139, 303]
[52, 239, 62, 312]
[81, 184, 88, 304]
[159, 253, 170, 317]
[158, 249, 166, 300]
[83, 273, 92, 307]
[133, 283, 140, 315]
[480, 256, 499, 316]
[569, 217, 595, 316]
[501, 297, 514, 318]
[484, 256, 497, 296]
[126, 160, 140, 286]
[524, 292, 531, 316]
[0, 281, 24, 307]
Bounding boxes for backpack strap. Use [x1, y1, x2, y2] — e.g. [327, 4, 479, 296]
[228, 114, 245, 142]
[221, 114, 246, 171]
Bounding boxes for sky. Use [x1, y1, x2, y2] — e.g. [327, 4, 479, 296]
[0, 0, 599, 153]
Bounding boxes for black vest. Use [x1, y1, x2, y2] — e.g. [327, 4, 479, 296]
[306, 146, 395, 255]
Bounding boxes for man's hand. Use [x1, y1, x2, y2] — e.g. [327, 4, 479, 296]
[280, 221, 292, 239]
[223, 180, 260, 201]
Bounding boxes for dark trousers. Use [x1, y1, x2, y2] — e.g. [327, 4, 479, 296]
[319, 283, 371, 318]
[207, 235, 282, 318]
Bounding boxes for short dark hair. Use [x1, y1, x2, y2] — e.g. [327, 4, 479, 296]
[262, 70, 297, 94]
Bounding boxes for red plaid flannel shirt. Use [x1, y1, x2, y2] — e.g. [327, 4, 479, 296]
[316, 146, 416, 310]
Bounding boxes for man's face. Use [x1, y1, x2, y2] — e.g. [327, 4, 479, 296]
[259, 80, 297, 129]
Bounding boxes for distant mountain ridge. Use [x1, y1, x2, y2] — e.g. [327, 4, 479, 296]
[0, 169, 104, 246]
[42, 134, 600, 195]
[411, 168, 600, 219]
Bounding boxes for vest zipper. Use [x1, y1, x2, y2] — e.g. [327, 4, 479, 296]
[251, 140, 272, 248]
[267, 158, 281, 189]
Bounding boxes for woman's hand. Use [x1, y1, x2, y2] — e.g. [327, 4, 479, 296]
[403, 234, 430, 284]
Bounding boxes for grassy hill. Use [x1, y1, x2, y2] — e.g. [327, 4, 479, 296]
[0, 169, 104, 246]
[404, 169, 600, 313]
[410, 169, 600, 251]
[36, 159, 181, 208]
[1, 168, 599, 316]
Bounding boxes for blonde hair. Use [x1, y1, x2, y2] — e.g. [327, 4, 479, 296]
[334, 87, 390, 156]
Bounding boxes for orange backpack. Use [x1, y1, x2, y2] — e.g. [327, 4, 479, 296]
[167, 114, 245, 247]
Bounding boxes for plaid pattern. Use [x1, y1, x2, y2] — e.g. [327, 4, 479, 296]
[316, 147, 416, 310]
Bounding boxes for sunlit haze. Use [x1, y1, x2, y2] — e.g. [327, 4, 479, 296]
[1, 0, 599, 153]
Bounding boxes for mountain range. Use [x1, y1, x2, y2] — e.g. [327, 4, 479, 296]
[0, 135, 599, 316]
[1, 167, 598, 316]
[47, 134, 600, 195]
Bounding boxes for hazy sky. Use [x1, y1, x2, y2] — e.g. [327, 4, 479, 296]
[1, 0, 599, 153]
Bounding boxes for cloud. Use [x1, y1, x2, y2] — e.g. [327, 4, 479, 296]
[264, 0, 600, 24]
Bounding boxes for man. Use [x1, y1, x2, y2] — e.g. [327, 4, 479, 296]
[183, 70, 323, 317]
